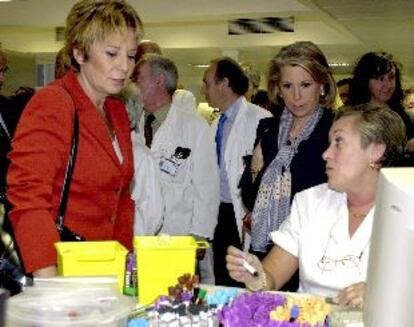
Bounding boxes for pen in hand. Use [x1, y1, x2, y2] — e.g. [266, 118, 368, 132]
[242, 260, 259, 277]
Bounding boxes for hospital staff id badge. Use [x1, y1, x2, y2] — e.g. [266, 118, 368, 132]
[159, 146, 191, 176]
[159, 157, 178, 176]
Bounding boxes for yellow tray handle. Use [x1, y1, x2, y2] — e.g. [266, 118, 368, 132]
[75, 253, 116, 261]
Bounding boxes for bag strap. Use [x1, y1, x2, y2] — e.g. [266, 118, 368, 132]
[55, 88, 79, 232]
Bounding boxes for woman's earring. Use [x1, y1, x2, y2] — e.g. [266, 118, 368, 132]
[320, 87, 325, 97]
[369, 159, 378, 170]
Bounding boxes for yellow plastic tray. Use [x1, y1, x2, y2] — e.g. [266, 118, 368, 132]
[55, 241, 128, 292]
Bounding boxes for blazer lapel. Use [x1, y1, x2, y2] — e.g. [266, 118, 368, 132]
[106, 98, 133, 174]
[62, 72, 120, 167]
[83, 100, 121, 167]
[225, 98, 247, 164]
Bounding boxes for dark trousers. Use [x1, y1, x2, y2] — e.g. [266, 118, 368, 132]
[213, 202, 244, 287]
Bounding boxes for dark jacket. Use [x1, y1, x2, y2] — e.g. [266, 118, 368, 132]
[0, 95, 23, 194]
[240, 108, 334, 212]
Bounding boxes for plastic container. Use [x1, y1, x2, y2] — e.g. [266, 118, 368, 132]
[6, 286, 134, 326]
[134, 235, 208, 305]
[33, 276, 119, 292]
[55, 241, 128, 292]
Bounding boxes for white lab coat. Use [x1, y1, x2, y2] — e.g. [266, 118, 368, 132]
[172, 89, 197, 114]
[212, 97, 272, 238]
[138, 103, 220, 239]
[130, 132, 164, 235]
[272, 183, 373, 297]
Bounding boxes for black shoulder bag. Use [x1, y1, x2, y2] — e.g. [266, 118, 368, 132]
[0, 108, 83, 295]
[55, 109, 85, 242]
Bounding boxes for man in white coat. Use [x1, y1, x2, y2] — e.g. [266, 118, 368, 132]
[134, 54, 220, 284]
[202, 57, 272, 286]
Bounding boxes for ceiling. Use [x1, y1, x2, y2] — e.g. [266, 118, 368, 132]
[0, 0, 414, 86]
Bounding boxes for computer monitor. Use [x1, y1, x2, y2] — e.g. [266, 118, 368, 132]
[364, 167, 414, 326]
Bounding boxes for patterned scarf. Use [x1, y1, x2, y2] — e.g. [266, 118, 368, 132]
[251, 106, 324, 252]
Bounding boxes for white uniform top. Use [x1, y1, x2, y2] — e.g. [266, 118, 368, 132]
[130, 132, 164, 235]
[138, 103, 220, 239]
[271, 183, 374, 297]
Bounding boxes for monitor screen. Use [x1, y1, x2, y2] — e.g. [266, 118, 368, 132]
[364, 167, 414, 326]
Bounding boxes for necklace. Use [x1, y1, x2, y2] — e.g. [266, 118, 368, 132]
[350, 212, 368, 220]
[289, 117, 309, 144]
[288, 134, 298, 146]
[348, 197, 375, 219]
[98, 108, 115, 140]
[290, 122, 304, 136]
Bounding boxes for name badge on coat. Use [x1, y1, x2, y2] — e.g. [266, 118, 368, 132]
[159, 146, 191, 177]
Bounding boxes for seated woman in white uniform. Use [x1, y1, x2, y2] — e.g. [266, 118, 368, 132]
[226, 103, 406, 307]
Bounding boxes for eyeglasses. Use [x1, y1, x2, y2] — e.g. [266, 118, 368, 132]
[317, 234, 370, 273]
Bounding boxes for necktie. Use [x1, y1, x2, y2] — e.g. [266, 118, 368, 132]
[215, 113, 227, 165]
[144, 113, 155, 148]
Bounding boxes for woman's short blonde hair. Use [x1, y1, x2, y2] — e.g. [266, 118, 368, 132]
[65, 0, 143, 71]
[267, 41, 336, 108]
[55, 48, 72, 79]
[336, 103, 406, 167]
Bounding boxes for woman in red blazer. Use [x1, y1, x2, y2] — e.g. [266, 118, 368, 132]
[6, 0, 143, 277]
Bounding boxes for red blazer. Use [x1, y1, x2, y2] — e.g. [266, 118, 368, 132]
[7, 71, 134, 273]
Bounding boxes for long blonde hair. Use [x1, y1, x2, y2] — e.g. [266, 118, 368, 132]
[268, 41, 336, 108]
